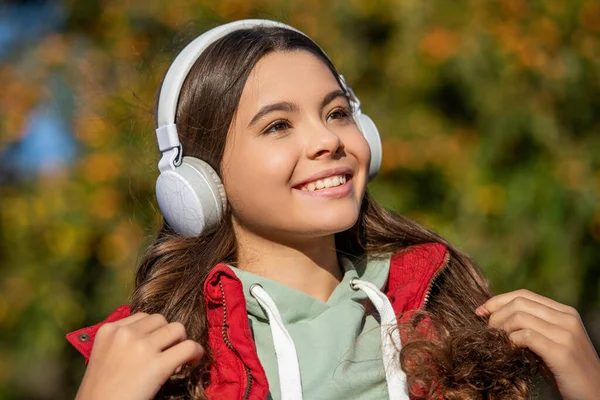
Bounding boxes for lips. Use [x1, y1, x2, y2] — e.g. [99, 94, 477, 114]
[300, 174, 348, 191]
[293, 166, 354, 190]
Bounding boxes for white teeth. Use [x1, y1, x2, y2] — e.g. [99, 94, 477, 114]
[300, 174, 348, 192]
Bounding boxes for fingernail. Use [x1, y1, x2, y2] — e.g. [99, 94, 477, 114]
[475, 306, 486, 316]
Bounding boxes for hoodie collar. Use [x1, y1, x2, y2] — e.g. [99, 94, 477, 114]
[229, 254, 391, 324]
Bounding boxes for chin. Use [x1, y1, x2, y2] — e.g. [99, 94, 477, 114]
[305, 210, 360, 235]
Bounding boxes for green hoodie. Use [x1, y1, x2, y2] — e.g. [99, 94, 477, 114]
[231, 254, 392, 400]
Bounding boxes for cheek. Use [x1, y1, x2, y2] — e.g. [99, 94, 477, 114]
[357, 134, 372, 171]
[347, 130, 371, 180]
[222, 140, 298, 214]
[228, 142, 296, 185]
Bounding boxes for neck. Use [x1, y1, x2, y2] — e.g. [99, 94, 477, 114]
[233, 221, 342, 302]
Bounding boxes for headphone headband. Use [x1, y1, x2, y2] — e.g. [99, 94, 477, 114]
[157, 20, 303, 129]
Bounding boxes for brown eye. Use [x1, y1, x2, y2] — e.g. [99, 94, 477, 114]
[327, 107, 352, 122]
[264, 120, 291, 134]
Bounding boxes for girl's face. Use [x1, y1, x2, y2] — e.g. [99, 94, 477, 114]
[221, 50, 371, 243]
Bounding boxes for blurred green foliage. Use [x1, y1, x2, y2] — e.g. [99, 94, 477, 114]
[0, 0, 598, 398]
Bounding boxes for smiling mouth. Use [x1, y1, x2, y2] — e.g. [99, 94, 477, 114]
[296, 174, 352, 192]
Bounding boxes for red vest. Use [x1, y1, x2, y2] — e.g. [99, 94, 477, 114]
[66, 243, 449, 399]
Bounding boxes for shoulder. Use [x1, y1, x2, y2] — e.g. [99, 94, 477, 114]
[385, 243, 450, 313]
[66, 305, 131, 362]
[390, 242, 449, 277]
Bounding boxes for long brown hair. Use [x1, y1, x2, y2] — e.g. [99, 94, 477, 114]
[132, 26, 538, 399]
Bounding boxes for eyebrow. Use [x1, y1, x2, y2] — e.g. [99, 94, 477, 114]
[320, 90, 348, 111]
[246, 89, 350, 129]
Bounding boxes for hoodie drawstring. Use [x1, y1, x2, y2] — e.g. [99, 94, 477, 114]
[249, 279, 409, 400]
[350, 278, 410, 400]
[250, 283, 303, 400]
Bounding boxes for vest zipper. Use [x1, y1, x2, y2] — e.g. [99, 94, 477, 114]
[421, 251, 450, 310]
[219, 279, 253, 400]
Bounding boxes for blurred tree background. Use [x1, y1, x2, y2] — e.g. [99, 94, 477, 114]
[0, 0, 598, 398]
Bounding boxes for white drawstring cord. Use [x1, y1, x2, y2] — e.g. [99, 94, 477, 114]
[249, 279, 407, 400]
[351, 278, 409, 400]
[250, 283, 303, 400]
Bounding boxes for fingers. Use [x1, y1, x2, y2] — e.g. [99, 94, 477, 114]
[114, 314, 194, 353]
[111, 312, 148, 327]
[128, 313, 169, 334]
[477, 289, 578, 317]
[487, 297, 574, 332]
[479, 290, 584, 348]
[149, 322, 188, 351]
[100, 313, 187, 350]
[508, 326, 575, 388]
[159, 339, 205, 375]
[491, 309, 573, 345]
[97, 311, 203, 371]
[477, 290, 585, 346]
[509, 328, 560, 358]
[478, 290, 600, 399]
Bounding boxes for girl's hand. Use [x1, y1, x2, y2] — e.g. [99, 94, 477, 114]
[75, 312, 205, 400]
[475, 289, 600, 400]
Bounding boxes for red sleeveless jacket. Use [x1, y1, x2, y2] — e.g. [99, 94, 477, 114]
[66, 243, 449, 399]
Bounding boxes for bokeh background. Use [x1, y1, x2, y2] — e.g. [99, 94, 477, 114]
[0, 0, 599, 398]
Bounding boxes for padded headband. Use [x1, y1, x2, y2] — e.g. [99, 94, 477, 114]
[157, 19, 306, 129]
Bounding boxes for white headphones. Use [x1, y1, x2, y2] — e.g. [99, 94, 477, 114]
[155, 19, 382, 237]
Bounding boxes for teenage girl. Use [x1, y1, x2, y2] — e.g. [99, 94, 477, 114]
[67, 20, 600, 400]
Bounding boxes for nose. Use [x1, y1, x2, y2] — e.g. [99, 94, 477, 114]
[305, 122, 345, 160]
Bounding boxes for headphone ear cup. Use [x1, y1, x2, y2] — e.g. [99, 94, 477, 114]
[155, 157, 226, 236]
[354, 113, 382, 181]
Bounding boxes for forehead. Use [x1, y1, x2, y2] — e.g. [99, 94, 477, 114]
[238, 50, 341, 111]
